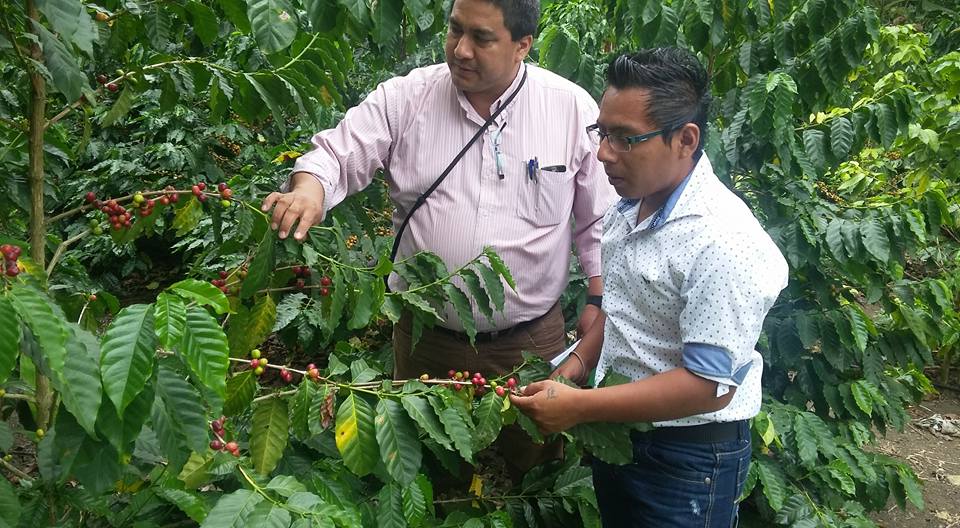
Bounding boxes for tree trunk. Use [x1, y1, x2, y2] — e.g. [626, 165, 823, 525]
[26, 0, 53, 430]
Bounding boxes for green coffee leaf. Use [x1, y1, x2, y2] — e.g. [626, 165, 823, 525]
[155, 486, 209, 524]
[246, 502, 292, 527]
[0, 296, 21, 385]
[155, 292, 188, 350]
[11, 283, 67, 388]
[241, 230, 277, 299]
[850, 380, 874, 416]
[335, 392, 378, 476]
[859, 219, 891, 264]
[274, 292, 306, 331]
[756, 457, 787, 511]
[199, 489, 263, 528]
[376, 483, 405, 528]
[246, 0, 298, 53]
[224, 370, 258, 416]
[60, 323, 103, 436]
[157, 363, 209, 453]
[32, 22, 86, 102]
[170, 279, 230, 315]
[375, 399, 422, 485]
[100, 304, 157, 415]
[401, 395, 452, 450]
[472, 391, 504, 452]
[443, 284, 476, 345]
[347, 273, 378, 330]
[251, 398, 289, 475]
[475, 263, 506, 312]
[483, 247, 516, 290]
[180, 306, 230, 405]
[430, 397, 474, 462]
[793, 413, 819, 468]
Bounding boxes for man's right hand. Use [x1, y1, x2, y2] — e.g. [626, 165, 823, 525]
[261, 172, 326, 241]
[550, 354, 587, 386]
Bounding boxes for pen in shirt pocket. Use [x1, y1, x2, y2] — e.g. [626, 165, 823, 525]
[540, 164, 566, 172]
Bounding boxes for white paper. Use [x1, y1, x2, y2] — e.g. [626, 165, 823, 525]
[550, 339, 582, 368]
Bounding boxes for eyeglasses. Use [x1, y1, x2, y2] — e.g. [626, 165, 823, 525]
[585, 124, 669, 152]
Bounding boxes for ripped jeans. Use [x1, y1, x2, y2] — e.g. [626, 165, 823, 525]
[591, 421, 751, 528]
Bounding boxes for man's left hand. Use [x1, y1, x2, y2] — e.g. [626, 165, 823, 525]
[576, 304, 601, 338]
[509, 380, 583, 435]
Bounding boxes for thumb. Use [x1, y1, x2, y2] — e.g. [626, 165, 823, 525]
[520, 380, 551, 396]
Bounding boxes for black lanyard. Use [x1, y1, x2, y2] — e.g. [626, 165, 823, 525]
[386, 67, 529, 290]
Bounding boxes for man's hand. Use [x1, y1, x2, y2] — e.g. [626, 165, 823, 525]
[549, 354, 586, 385]
[576, 303, 601, 338]
[509, 380, 584, 435]
[261, 173, 326, 241]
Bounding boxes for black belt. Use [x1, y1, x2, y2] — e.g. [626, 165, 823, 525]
[433, 315, 536, 343]
[631, 420, 747, 444]
[432, 303, 557, 343]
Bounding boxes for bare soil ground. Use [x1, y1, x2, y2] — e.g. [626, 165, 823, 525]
[871, 391, 960, 528]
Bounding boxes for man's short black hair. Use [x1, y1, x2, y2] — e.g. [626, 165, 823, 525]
[606, 48, 711, 152]
[468, 0, 540, 40]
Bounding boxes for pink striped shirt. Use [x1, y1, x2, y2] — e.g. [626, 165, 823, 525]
[293, 63, 617, 331]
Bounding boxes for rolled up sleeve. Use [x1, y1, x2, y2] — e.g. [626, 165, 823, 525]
[679, 233, 788, 386]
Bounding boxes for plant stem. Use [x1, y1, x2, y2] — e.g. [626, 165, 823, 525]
[46, 189, 204, 225]
[46, 228, 91, 278]
[25, 0, 53, 433]
[433, 493, 565, 505]
[0, 457, 32, 481]
[252, 390, 298, 403]
[276, 34, 319, 72]
[46, 58, 239, 129]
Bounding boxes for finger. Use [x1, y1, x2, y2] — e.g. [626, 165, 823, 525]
[261, 192, 282, 213]
[508, 393, 528, 408]
[521, 380, 550, 396]
[293, 207, 321, 241]
[277, 202, 303, 239]
[270, 196, 292, 231]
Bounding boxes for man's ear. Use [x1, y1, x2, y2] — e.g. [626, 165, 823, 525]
[675, 123, 701, 159]
[515, 35, 533, 61]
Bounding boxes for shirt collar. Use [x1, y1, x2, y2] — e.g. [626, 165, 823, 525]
[615, 152, 713, 231]
[454, 63, 527, 126]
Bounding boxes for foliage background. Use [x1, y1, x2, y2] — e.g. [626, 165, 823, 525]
[0, 0, 958, 526]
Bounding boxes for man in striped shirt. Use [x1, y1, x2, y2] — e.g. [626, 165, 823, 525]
[262, 0, 616, 474]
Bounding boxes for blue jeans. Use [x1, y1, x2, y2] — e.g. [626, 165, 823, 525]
[591, 422, 752, 527]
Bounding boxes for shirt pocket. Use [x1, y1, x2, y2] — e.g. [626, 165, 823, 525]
[516, 167, 575, 227]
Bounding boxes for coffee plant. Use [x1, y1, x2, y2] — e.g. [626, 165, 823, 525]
[1, 0, 958, 526]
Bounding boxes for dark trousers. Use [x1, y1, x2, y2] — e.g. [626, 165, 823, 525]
[393, 303, 566, 480]
[592, 421, 752, 527]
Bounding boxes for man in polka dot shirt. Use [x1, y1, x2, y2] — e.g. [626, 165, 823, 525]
[511, 48, 788, 527]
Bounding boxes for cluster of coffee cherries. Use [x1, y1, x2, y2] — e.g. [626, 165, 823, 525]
[95, 73, 118, 93]
[131, 192, 157, 218]
[1, 244, 21, 277]
[86, 194, 133, 231]
[159, 186, 181, 206]
[190, 182, 234, 207]
[427, 370, 518, 397]
[208, 416, 239, 456]
[210, 271, 231, 293]
[290, 265, 311, 290]
[248, 348, 268, 376]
